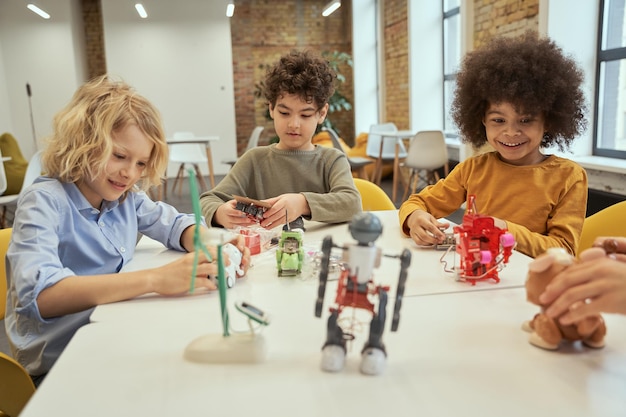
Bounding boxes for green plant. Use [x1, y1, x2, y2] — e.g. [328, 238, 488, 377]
[253, 50, 353, 142]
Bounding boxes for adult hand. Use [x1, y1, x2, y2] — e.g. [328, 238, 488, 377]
[405, 209, 449, 246]
[540, 241, 626, 324]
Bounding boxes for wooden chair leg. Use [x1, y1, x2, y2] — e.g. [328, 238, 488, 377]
[402, 169, 415, 202]
[355, 167, 367, 180]
[193, 164, 208, 192]
[173, 164, 185, 197]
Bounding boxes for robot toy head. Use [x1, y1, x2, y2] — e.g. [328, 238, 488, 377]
[349, 213, 383, 245]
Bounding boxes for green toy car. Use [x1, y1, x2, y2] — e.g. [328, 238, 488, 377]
[276, 230, 304, 277]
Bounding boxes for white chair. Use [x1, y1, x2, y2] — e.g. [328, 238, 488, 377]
[323, 127, 373, 180]
[401, 130, 449, 201]
[365, 123, 407, 185]
[223, 126, 264, 168]
[0, 150, 43, 228]
[169, 132, 209, 197]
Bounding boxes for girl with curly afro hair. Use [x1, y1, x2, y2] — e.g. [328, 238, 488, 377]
[200, 50, 361, 230]
[399, 31, 588, 258]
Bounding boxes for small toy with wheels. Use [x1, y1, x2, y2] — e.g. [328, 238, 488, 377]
[276, 211, 304, 277]
[276, 230, 304, 276]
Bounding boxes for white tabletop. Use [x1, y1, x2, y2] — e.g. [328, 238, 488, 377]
[166, 135, 219, 144]
[380, 129, 415, 139]
[20, 211, 626, 417]
[90, 211, 530, 326]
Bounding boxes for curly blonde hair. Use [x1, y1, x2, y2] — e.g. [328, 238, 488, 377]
[42, 75, 168, 195]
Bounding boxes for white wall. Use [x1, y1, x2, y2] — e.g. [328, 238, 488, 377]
[101, 0, 236, 175]
[0, 0, 86, 160]
[408, 1, 444, 132]
[0, 0, 236, 176]
[352, 0, 379, 136]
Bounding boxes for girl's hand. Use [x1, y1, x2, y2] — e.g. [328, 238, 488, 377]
[229, 234, 251, 277]
[406, 210, 449, 246]
[151, 251, 218, 295]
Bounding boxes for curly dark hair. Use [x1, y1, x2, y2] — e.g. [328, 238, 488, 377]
[263, 50, 336, 111]
[451, 31, 587, 151]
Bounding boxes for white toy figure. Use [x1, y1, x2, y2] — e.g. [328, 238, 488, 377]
[314, 213, 411, 375]
[222, 242, 243, 288]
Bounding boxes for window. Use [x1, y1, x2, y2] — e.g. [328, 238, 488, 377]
[443, 0, 461, 134]
[594, 0, 626, 158]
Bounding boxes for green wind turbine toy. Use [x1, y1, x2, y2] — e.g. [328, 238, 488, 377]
[182, 169, 268, 364]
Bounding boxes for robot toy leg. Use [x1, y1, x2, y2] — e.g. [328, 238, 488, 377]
[315, 236, 333, 317]
[392, 249, 411, 331]
[321, 311, 347, 372]
[360, 289, 388, 375]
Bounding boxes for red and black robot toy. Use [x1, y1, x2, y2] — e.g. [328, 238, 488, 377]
[314, 212, 411, 375]
[447, 194, 515, 285]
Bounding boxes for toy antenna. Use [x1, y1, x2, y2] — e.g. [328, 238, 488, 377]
[187, 168, 229, 336]
[466, 194, 477, 215]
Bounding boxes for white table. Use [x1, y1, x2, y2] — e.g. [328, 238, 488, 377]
[20, 211, 626, 417]
[159, 136, 219, 200]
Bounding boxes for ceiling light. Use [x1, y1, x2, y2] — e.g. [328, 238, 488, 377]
[226, 3, 235, 17]
[322, 0, 341, 17]
[27, 4, 50, 19]
[135, 3, 148, 19]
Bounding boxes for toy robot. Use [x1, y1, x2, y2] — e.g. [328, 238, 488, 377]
[314, 212, 411, 375]
[444, 194, 515, 285]
[221, 243, 243, 288]
[276, 228, 304, 277]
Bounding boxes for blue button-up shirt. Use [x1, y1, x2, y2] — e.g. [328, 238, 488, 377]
[5, 177, 196, 376]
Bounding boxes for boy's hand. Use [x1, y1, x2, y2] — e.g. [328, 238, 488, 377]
[406, 209, 449, 246]
[214, 200, 258, 229]
[260, 194, 309, 229]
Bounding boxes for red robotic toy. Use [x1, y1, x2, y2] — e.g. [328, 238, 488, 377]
[315, 213, 411, 375]
[443, 195, 515, 285]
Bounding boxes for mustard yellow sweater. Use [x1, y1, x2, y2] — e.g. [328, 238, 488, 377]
[398, 152, 588, 258]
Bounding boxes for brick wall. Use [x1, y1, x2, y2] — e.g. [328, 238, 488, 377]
[82, 0, 106, 80]
[383, 0, 409, 130]
[230, 0, 354, 149]
[473, 0, 539, 47]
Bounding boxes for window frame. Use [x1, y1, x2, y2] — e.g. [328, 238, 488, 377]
[442, 2, 460, 136]
[593, 0, 626, 159]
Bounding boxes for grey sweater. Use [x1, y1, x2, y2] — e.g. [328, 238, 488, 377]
[199, 144, 362, 225]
